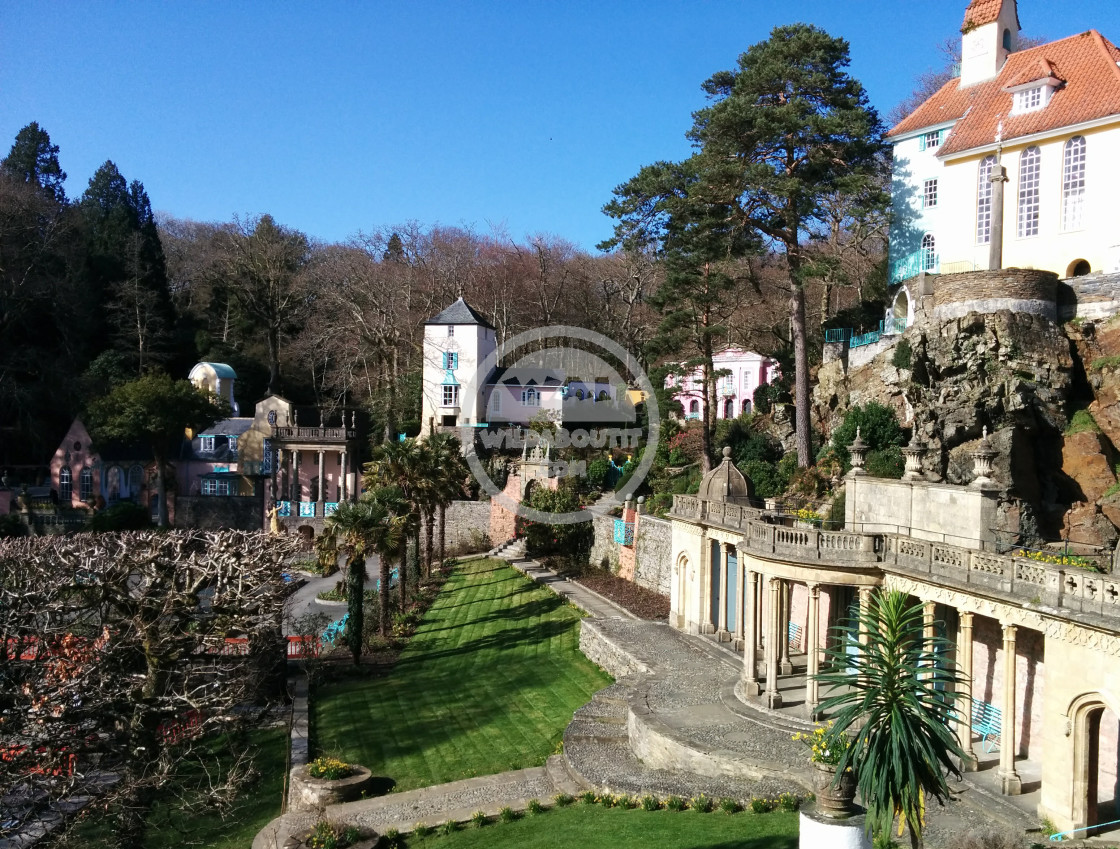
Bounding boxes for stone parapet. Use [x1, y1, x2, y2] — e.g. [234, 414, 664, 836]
[931, 268, 1058, 322]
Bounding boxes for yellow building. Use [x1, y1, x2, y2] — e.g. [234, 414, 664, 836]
[889, 0, 1120, 283]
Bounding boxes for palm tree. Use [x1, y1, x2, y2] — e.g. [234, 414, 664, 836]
[364, 438, 427, 602]
[815, 590, 966, 849]
[322, 498, 404, 664]
[427, 432, 470, 573]
[361, 485, 410, 637]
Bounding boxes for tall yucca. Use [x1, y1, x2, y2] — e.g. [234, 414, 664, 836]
[815, 590, 966, 849]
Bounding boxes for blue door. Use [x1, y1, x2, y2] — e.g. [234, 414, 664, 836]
[709, 540, 721, 627]
[725, 550, 738, 633]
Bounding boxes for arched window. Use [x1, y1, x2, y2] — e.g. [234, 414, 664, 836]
[976, 155, 996, 244]
[723, 399, 734, 419]
[129, 464, 143, 496]
[521, 388, 539, 407]
[742, 400, 752, 416]
[1062, 136, 1086, 232]
[1002, 28, 1012, 51]
[59, 468, 72, 502]
[1017, 146, 1041, 238]
[79, 469, 93, 502]
[106, 466, 121, 501]
[920, 234, 936, 271]
[689, 399, 700, 416]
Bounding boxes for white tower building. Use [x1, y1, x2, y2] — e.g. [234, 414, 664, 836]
[420, 298, 497, 434]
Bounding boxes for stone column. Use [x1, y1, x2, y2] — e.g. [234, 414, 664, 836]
[921, 601, 937, 680]
[743, 569, 761, 696]
[999, 622, 1022, 794]
[291, 450, 300, 502]
[317, 449, 326, 517]
[717, 543, 730, 641]
[765, 577, 783, 709]
[806, 583, 821, 719]
[340, 450, 348, 500]
[779, 580, 793, 675]
[857, 587, 873, 650]
[957, 611, 979, 772]
[989, 161, 1009, 271]
[733, 553, 746, 649]
[700, 542, 715, 635]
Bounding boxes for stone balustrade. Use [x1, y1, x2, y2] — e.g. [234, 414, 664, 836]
[671, 494, 1120, 623]
[271, 425, 355, 442]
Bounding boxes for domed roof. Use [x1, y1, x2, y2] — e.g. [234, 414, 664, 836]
[697, 447, 752, 504]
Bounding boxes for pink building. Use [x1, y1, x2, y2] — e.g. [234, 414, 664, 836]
[665, 347, 778, 423]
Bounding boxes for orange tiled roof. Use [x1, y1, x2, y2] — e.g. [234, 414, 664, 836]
[963, 0, 1019, 32]
[887, 30, 1120, 156]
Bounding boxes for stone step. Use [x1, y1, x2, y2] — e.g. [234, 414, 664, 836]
[563, 717, 628, 745]
[591, 682, 631, 708]
[573, 697, 627, 725]
[545, 753, 589, 796]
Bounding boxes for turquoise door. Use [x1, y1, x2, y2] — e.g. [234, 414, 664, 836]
[725, 550, 738, 633]
[709, 540, 721, 627]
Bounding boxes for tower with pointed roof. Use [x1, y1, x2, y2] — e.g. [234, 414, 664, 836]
[960, 0, 1021, 87]
[420, 297, 498, 435]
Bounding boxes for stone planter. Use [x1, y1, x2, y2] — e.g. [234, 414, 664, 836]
[809, 761, 857, 818]
[288, 763, 373, 813]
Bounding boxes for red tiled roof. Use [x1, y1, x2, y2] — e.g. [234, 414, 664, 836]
[963, 0, 1018, 31]
[887, 30, 1120, 156]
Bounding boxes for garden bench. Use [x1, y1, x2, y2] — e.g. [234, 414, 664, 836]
[788, 621, 803, 651]
[971, 700, 1001, 753]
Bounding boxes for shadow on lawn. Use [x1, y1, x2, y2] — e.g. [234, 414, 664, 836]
[395, 615, 578, 668]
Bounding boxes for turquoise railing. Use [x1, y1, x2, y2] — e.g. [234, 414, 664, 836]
[824, 328, 852, 343]
[890, 250, 939, 284]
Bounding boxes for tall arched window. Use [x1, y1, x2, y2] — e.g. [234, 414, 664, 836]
[59, 468, 72, 502]
[976, 155, 996, 244]
[1062, 136, 1086, 232]
[920, 234, 936, 271]
[1017, 146, 1041, 238]
[129, 464, 143, 496]
[79, 469, 93, 502]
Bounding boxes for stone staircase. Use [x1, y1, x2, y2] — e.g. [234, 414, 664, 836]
[489, 537, 526, 560]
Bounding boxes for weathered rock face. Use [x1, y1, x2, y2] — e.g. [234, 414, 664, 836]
[814, 307, 1077, 537]
[1060, 431, 1116, 504]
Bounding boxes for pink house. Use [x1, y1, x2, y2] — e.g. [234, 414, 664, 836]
[665, 346, 778, 423]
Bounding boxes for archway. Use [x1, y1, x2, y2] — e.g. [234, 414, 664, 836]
[1067, 259, 1092, 278]
[723, 399, 734, 419]
[892, 287, 912, 328]
[675, 553, 689, 630]
[1069, 692, 1120, 832]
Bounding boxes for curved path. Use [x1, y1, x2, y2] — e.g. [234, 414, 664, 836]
[255, 552, 1035, 849]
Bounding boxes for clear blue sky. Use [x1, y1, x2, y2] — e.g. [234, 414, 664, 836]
[3, 1, 1117, 252]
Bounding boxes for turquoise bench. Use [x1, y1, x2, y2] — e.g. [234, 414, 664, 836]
[972, 700, 1001, 753]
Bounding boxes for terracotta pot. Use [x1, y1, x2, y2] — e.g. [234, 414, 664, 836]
[809, 760, 857, 818]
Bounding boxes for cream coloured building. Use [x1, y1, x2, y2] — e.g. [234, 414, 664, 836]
[668, 444, 1120, 835]
[889, 0, 1120, 283]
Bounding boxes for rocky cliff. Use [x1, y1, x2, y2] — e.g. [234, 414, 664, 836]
[813, 277, 1120, 551]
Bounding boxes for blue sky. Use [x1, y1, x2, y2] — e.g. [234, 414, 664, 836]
[3, 1, 1118, 252]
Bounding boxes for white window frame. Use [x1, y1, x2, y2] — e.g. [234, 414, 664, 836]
[200, 435, 216, 453]
[59, 468, 72, 501]
[923, 178, 938, 209]
[976, 155, 996, 245]
[442, 352, 458, 369]
[202, 478, 231, 496]
[79, 469, 93, 501]
[922, 130, 942, 150]
[920, 234, 937, 271]
[1012, 87, 1044, 115]
[490, 390, 503, 414]
[1061, 136, 1086, 232]
[1017, 146, 1041, 238]
[227, 436, 238, 458]
[442, 384, 459, 407]
[521, 388, 539, 407]
[447, 325, 454, 337]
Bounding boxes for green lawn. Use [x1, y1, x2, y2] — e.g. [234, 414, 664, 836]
[406, 805, 799, 849]
[74, 726, 287, 849]
[313, 558, 612, 792]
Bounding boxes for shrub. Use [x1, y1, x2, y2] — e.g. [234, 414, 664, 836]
[0, 514, 26, 539]
[86, 501, 152, 532]
[640, 794, 660, 811]
[523, 487, 593, 558]
[777, 792, 800, 812]
[616, 794, 636, 809]
[830, 402, 905, 470]
[599, 793, 617, 808]
[579, 790, 598, 805]
[665, 795, 687, 812]
[718, 797, 741, 814]
[892, 338, 913, 370]
[749, 797, 773, 814]
[308, 757, 352, 780]
[412, 823, 433, 838]
[527, 798, 545, 815]
[866, 446, 905, 479]
[498, 806, 518, 823]
[440, 819, 458, 835]
[1066, 408, 1102, 435]
[691, 793, 714, 813]
[470, 810, 488, 828]
[586, 458, 611, 490]
[554, 793, 574, 807]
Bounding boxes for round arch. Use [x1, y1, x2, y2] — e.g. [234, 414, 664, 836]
[1067, 259, 1092, 278]
[1066, 690, 1120, 830]
[674, 552, 691, 630]
[892, 286, 913, 327]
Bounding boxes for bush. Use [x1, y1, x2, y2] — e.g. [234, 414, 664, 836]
[554, 793, 574, 807]
[830, 402, 906, 470]
[470, 810, 488, 828]
[866, 446, 905, 479]
[0, 514, 26, 539]
[498, 806, 518, 823]
[580, 791, 598, 805]
[523, 487, 593, 558]
[586, 458, 611, 490]
[776, 792, 800, 812]
[718, 797, 741, 814]
[86, 501, 152, 532]
[527, 798, 545, 815]
[891, 338, 913, 370]
[665, 795, 687, 812]
[749, 797, 773, 814]
[691, 794, 714, 813]
[640, 795, 660, 811]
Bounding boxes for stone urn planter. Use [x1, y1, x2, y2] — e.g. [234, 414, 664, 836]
[288, 763, 373, 813]
[809, 761, 858, 818]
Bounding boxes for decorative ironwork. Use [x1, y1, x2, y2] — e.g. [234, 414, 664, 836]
[298, 502, 315, 518]
[277, 501, 291, 517]
[324, 502, 339, 516]
[613, 519, 635, 546]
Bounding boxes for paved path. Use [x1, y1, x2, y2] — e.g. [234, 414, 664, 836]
[256, 552, 1038, 849]
[283, 555, 378, 634]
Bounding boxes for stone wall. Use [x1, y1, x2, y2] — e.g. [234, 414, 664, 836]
[1064, 271, 1120, 321]
[176, 494, 263, 531]
[588, 512, 619, 571]
[432, 500, 492, 554]
[932, 268, 1058, 323]
[633, 515, 672, 596]
[488, 472, 520, 545]
[845, 475, 999, 550]
[578, 620, 650, 678]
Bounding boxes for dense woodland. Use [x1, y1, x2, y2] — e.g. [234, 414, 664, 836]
[1, 27, 897, 472]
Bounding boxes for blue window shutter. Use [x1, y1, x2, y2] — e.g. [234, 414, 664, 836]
[940, 129, 948, 145]
[919, 134, 927, 152]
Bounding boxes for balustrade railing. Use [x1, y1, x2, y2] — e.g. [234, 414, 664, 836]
[671, 494, 1120, 620]
[272, 426, 355, 442]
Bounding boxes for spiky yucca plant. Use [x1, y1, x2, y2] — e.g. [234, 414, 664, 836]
[815, 590, 966, 849]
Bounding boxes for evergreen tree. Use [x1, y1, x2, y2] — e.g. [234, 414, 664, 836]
[1, 121, 67, 202]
